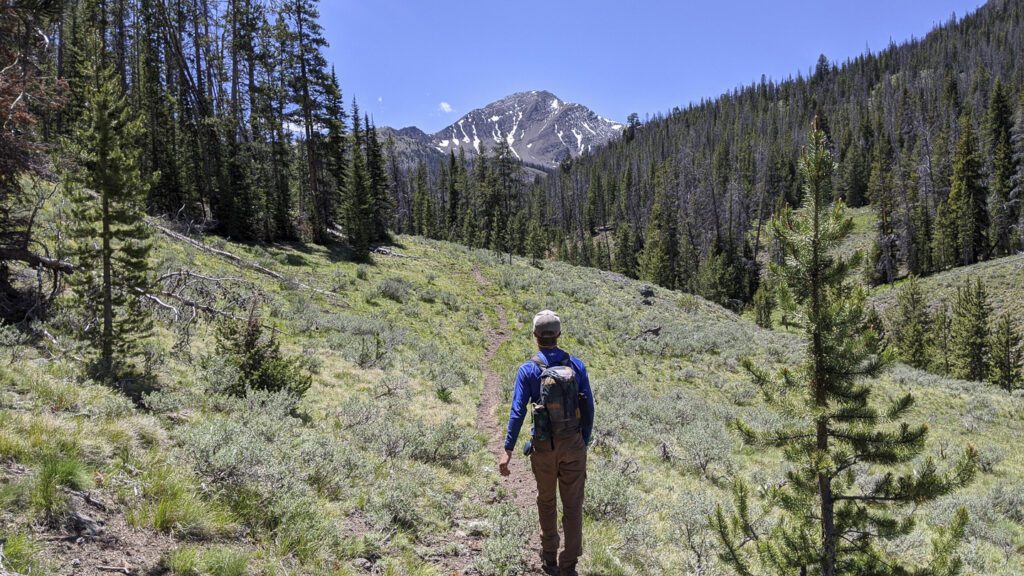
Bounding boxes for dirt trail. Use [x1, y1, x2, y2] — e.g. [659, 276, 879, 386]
[471, 265, 543, 574]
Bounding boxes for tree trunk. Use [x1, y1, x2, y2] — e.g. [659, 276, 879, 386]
[101, 191, 114, 376]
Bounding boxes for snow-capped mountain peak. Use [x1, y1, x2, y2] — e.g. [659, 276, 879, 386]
[382, 91, 622, 170]
[430, 90, 622, 166]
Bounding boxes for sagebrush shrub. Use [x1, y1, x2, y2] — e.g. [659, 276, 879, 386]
[376, 277, 412, 302]
[585, 457, 636, 521]
[476, 501, 531, 576]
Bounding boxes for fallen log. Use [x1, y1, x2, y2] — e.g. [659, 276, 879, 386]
[0, 247, 73, 274]
[146, 218, 348, 307]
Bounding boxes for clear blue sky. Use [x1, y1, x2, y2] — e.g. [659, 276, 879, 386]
[322, 0, 986, 133]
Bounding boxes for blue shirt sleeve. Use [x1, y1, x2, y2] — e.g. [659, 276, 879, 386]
[504, 364, 532, 451]
[575, 360, 595, 445]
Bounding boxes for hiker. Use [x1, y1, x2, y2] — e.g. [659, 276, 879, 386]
[499, 310, 595, 576]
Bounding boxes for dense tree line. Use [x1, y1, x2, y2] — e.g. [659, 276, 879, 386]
[887, 276, 1023, 390]
[50, 0, 390, 253]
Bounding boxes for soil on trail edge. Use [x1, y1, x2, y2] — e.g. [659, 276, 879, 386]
[471, 265, 543, 575]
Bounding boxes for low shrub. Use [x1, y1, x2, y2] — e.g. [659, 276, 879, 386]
[585, 457, 636, 521]
[476, 501, 531, 576]
[365, 472, 424, 533]
[376, 277, 412, 303]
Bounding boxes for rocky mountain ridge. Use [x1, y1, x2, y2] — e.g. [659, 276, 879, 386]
[382, 90, 623, 169]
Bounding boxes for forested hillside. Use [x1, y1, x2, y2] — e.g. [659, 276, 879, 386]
[4, 0, 1023, 313]
[399, 0, 1024, 310]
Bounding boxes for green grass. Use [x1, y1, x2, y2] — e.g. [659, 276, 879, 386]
[871, 254, 1024, 327]
[162, 545, 249, 576]
[31, 452, 92, 518]
[125, 458, 234, 539]
[0, 530, 46, 574]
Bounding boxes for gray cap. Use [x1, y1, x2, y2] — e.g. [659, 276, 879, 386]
[533, 310, 561, 338]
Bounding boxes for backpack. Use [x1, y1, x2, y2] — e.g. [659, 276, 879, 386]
[530, 352, 581, 447]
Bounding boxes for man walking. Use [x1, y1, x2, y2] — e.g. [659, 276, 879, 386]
[499, 310, 594, 576]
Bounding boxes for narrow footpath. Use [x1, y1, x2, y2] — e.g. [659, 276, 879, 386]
[472, 265, 543, 575]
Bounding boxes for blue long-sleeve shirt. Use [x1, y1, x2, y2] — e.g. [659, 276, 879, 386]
[504, 348, 594, 452]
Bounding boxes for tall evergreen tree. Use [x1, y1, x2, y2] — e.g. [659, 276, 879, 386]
[988, 313, 1022, 391]
[714, 126, 976, 576]
[986, 81, 1016, 256]
[612, 221, 637, 278]
[1011, 89, 1024, 252]
[364, 116, 392, 244]
[951, 278, 992, 382]
[65, 47, 153, 379]
[948, 114, 988, 265]
[638, 164, 678, 288]
[931, 303, 954, 376]
[411, 161, 435, 239]
[888, 276, 931, 369]
[279, 0, 334, 242]
[321, 68, 348, 238]
[345, 106, 372, 260]
[868, 134, 899, 284]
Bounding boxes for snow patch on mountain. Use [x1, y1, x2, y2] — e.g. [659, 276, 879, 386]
[382, 90, 623, 168]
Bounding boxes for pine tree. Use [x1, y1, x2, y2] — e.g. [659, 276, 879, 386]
[948, 114, 988, 265]
[65, 47, 153, 380]
[321, 68, 348, 238]
[988, 313, 1022, 391]
[411, 161, 435, 238]
[695, 250, 730, 308]
[868, 134, 898, 284]
[752, 281, 775, 329]
[526, 220, 546, 266]
[1010, 89, 1024, 252]
[931, 303, 954, 376]
[345, 106, 372, 260]
[931, 200, 959, 270]
[986, 81, 1015, 256]
[612, 222, 637, 278]
[888, 276, 931, 369]
[951, 278, 991, 381]
[364, 115, 392, 244]
[909, 179, 934, 275]
[279, 0, 334, 242]
[713, 126, 976, 576]
[638, 164, 678, 288]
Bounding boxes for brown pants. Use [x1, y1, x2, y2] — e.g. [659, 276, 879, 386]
[529, 433, 587, 570]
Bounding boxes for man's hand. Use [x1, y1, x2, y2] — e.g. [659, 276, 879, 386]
[498, 449, 512, 476]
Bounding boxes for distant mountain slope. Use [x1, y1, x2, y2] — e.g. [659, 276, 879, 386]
[382, 90, 623, 169]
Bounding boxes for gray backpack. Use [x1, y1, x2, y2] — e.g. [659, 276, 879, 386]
[529, 353, 581, 447]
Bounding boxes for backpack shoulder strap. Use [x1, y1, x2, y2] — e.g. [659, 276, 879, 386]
[531, 353, 548, 369]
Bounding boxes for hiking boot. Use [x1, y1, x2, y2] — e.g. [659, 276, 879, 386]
[558, 565, 578, 576]
[540, 560, 559, 576]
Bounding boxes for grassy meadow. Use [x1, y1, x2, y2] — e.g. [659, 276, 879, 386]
[1, 225, 1022, 575]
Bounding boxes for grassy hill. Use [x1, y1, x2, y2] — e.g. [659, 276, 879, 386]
[2, 227, 1023, 575]
[870, 253, 1024, 327]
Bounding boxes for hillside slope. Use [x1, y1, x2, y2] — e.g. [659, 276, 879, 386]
[2, 231, 1022, 575]
[870, 254, 1024, 326]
